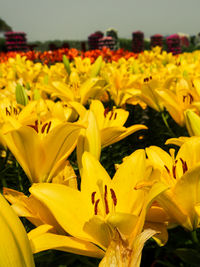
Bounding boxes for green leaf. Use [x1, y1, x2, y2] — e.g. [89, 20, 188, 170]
[15, 84, 29, 106]
[63, 55, 71, 75]
[175, 248, 200, 266]
[26, 82, 31, 90]
[90, 56, 102, 77]
[33, 89, 41, 100]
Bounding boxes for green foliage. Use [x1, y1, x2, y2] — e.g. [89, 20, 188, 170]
[0, 18, 12, 32]
[118, 38, 132, 51]
[0, 37, 6, 52]
[15, 84, 29, 106]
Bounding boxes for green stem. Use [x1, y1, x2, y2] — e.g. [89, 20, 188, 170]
[1, 176, 7, 189]
[3, 149, 9, 166]
[191, 230, 199, 244]
[1, 150, 9, 190]
[161, 112, 176, 137]
[16, 162, 23, 192]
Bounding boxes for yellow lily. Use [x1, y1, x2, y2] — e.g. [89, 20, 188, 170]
[156, 78, 199, 126]
[71, 99, 147, 148]
[4, 121, 84, 183]
[28, 150, 167, 263]
[72, 100, 147, 172]
[146, 139, 200, 230]
[103, 62, 141, 107]
[0, 193, 35, 267]
[138, 77, 164, 112]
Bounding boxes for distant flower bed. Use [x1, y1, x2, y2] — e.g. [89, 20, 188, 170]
[0, 47, 137, 64]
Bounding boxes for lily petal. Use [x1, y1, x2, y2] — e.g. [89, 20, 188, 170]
[29, 230, 104, 258]
[29, 183, 93, 242]
[0, 193, 35, 267]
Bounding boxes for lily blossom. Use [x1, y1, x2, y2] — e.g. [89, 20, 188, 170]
[28, 150, 167, 263]
[146, 139, 200, 230]
[4, 121, 84, 183]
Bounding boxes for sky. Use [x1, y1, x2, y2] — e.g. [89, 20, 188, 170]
[1, 0, 200, 42]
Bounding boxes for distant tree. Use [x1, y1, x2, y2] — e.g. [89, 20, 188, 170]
[0, 18, 12, 32]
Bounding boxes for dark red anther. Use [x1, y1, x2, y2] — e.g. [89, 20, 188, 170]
[183, 94, 194, 104]
[27, 120, 39, 133]
[110, 188, 117, 206]
[94, 199, 100, 215]
[144, 77, 149, 82]
[104, 185, 109, 214]
[180, 158, 188, 174]
[91, 192, 96, 205]
[104, 107, 109, 118]
[5, 107, 11, 116]
[41, 123, 48, 134]
[109, 110, 114, 120]
[172, 165, 176, 179]
[164, 165, 170, 174]
[114, 112, 117, 120]
[13, 107, 18, 115]
[184, 161, 188, 173]
[46, 121, 52, 133]
[188, 93, 194, 104]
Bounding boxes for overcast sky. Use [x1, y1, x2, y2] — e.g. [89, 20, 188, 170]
[1, 0, 200, 42]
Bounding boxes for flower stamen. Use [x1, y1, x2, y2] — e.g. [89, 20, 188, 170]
[104, 185, 109, 214]
[110, 188, 117, 206]
[91, 191, 96, 205]
[94, 199, 100, 215]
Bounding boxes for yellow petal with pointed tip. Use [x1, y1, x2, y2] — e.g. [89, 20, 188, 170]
[107, 124, 147, 147]
[185, 109, 200, 136]
[0, 193, 35, 267]
[77, 111, 101, 173]
[165, 136, 190, 146]
[112, 150, 146, 214]
[3, 188, 65, 234]
[29, 183, 93, 242]
[43, 122, 83, 182]
[81, 151, 111, 205]
[80, 78, 105, 105]
[146, 146, 173, 170]
[101, 127, 125, 148]
[29, 230, 104, 258]
[4, 126, 44, 183]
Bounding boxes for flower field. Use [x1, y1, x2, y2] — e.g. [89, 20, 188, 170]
[1, 46, 200, 267]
